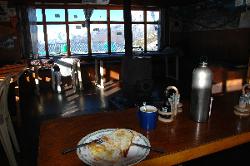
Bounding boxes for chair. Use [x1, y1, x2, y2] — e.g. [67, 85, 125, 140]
[246, 57, 250, 84]
[0, 75, 20, 166]
[51, 58, 83, 93]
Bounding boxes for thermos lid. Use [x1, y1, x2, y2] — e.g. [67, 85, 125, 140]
[199, 56, 208, 67]
[200, 61, 207, 67]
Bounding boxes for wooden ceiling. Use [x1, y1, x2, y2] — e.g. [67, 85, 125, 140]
[8, 0, 205, 7]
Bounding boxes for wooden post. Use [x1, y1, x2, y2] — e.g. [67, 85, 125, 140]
[123, 0, 132, 57]
[121, 0, 134, 100]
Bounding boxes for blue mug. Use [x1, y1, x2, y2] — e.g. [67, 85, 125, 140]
[138, 105, 158, 130]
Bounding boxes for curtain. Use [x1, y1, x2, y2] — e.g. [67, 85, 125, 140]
[16, 5, 33, 58]
[27, 7, 38, 57]
[83, 9, 93, 28]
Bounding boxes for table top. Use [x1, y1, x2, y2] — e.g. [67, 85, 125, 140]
[0, 63, 26, 82]
[90, 49, 179, 59]
[37, 92, 250, 166]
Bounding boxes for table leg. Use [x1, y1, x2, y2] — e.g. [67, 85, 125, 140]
[165, 56, 169, 78]
[165, 55, 179, 81]
[99, 60, 104, 89]
[176, 55, 179, 81]
[77, 61, 83, 90]
[95, 59, 104, 89]
[95, 59, 99, 85]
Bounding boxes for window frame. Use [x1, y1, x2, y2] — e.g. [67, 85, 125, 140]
[34, 5, 159, 58]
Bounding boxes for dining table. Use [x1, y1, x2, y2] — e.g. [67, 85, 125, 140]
[0, 63, 27, 112]
[0, 63, 27, 82]
[37, 91, 250, 166]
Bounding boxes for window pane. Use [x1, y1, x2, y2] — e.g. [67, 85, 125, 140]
[30, 25, 46, 57]
[45, 9, 65, 22]
[110, 24, 124, 52]
[37, 25, 46, 56]
[147, 24, 158, 51]
[47, 25, 67, 56]
[132, 24, 144, 49]
[147, 11, 159, 22]
[90, 10, 107, 21]
[68, 9, 85, 21]
[110, 10, 123, 21]
[69, 24, 88, 54]
[90, 24, 107, 53]
[36, 9, 42, 22]
[131, 10, 143, 22]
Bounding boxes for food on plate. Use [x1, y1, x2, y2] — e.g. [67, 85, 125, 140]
[87, 129, 136, 163]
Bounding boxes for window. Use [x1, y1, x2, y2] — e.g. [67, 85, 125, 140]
[69, 24, 88, 54]
[146, 11, 159, 51]
[110, 10, 123, 21]
[110, 9, 125, 52]
[110, 24, 125, 52]
[37, 25, 46, 56]
[147, 11, 159, 22]
[132, 24, 144, 49]
[32, 6, 159, 58]
[47, 25, 67, 55]
[90, 9, 107, 21]
[68, 9, 85, 21]
[131, 10, 159, 52]
[45, 9, 65, 22]
[147, 24, 158, 51]
[35, 9, 42, 22]
[91, 24, 108, 53]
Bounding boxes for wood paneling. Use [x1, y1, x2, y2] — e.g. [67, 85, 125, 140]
[8, 0, 203, 7]
[172, 28, 250, 65]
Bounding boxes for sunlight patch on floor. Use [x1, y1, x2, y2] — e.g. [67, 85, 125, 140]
[226, 79, 243, 92]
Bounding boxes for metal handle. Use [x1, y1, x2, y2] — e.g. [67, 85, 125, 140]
[62, 144, 83, 154]
[62, 138, 102, 155]
[242, 84, 250, 95]
[209, 97, 214, 117]
[132, 143, 165, 154]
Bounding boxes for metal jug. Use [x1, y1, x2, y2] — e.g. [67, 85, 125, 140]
[190, 61, 213, 123]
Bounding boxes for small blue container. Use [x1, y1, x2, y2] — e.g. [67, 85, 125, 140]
[138, 105, 158, 130]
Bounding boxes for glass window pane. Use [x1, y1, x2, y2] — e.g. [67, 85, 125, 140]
[90, 10, 107, 21]
[33, 25, 46, 57]
[147, 11, 159, 22]
[90, 24, 107, 53]
[131, 10, 143, 22]
[45, 9, 65, 22]
[110, 10, 123, 21]
[110, 24, 125, 52]
[47, 25, 67, 56]
[37, 25, 46, 56]
[36, 9, 42, 22]
[68, 9, 85, 21]
[69, 24, 88, 54]
[132, 24, 144, 49]
[147, 24, 158, 51]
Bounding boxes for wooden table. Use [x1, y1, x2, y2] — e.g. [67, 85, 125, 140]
[0, 63, 27, 82]
[92, 54, 122, 89]
[0, 63, 27, 115]
[37, 92, 250, 166]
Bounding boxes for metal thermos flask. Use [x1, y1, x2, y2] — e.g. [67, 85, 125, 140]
[190, 61, 213, 122]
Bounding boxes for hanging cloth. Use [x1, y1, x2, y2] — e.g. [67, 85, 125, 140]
[83, 9, 93, 28]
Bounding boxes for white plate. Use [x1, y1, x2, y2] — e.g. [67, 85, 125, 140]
[77, 128, 150, 166]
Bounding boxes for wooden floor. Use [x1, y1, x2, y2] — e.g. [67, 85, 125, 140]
[1, 63, 250, 166]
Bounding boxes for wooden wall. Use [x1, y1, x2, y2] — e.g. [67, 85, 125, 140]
[0, 1, 22, 66]
[171, 28, 250, 66]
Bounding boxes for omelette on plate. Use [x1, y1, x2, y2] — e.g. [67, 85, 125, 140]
[87, 129, 136, 164]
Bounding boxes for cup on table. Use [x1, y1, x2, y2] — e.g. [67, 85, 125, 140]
[138, 105, 158, 131]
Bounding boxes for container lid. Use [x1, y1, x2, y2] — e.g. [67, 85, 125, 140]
[199, 56, 208, 67]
